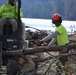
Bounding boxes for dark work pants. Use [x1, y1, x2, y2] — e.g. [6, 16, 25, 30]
[58, 49, 69, 66]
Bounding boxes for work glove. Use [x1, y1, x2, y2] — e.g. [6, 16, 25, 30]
[37, 40, 43, 46]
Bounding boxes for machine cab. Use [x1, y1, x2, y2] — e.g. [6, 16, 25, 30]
[0, 0, 28, 51]
[0, 19, 26, 51]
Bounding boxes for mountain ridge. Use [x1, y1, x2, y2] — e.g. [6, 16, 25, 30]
[0, 0, 76, 20]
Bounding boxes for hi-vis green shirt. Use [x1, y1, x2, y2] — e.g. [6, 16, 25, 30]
[0, 3, 23, 19]
[55, 24, 69, 46]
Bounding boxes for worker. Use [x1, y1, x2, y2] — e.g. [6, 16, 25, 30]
[40, 13, 69, 66]
[0, 0, 23, 35]
[0, 0, 23, 75]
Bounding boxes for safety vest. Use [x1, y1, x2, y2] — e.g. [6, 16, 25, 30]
[0, 3, 23, 19]
[55, 24, 69, 45]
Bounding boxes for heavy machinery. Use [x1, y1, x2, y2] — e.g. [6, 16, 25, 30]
[0, 0, 76, 75]
[0, 0, 27, 74]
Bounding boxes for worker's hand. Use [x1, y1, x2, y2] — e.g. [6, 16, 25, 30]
[37, 40, 43, 46]
[43, 42, 48, 46]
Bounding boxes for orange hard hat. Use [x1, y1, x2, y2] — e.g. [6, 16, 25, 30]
[52, 13, 62, 23]
[52, 13, 61, 21]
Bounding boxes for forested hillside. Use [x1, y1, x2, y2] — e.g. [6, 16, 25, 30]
[0, 0, 76, 20]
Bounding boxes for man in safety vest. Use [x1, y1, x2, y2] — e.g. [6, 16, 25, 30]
[0, 0, 23, 35]
[40, 13, 69, 46]
[40, 13, 69, 67]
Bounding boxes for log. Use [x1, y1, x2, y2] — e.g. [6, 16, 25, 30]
[2, 44, 76, 57]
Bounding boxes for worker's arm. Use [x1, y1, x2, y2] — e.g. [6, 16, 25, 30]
[20, 9, 23, 18]
[48, 37, 56, 46]
[0, 4, 4, 18]
[41, 31, 60, 42]
[16, 5, 23, 18]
